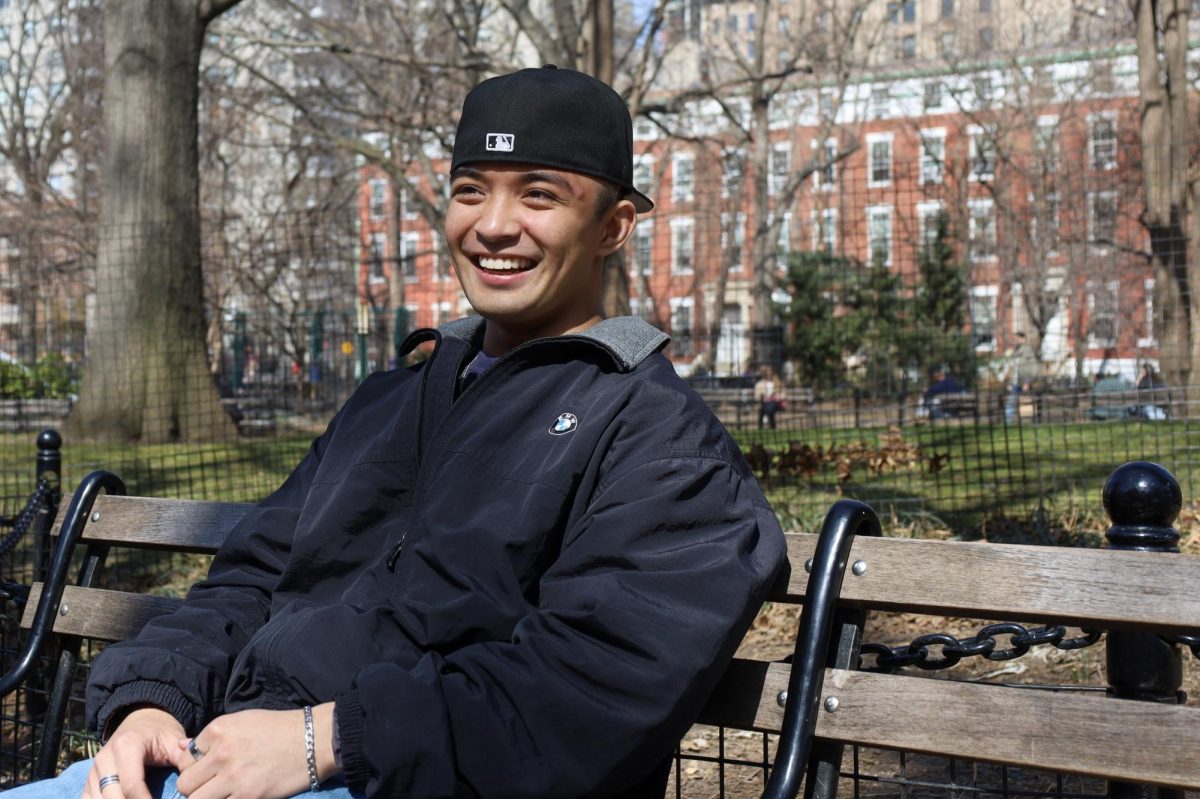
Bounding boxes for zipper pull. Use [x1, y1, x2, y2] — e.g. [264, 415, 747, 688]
[386, 533, 407, 571]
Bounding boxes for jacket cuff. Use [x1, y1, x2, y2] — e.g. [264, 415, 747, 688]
[334, 690, 370, 791]
[96, 681, 198, 741]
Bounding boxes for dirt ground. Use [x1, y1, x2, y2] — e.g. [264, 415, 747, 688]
[667, 603, 1200, 799]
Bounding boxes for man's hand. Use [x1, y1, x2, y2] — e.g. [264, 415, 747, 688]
[175, 704, 338, 799]
[81, 708, 189, 799]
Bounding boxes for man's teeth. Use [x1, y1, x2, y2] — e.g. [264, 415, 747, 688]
[479, 257, 532, 271]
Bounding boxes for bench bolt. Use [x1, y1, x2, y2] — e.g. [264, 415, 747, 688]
[776, 690, 787, 707]
[59, 604, 68, 616]
[851, 559, 867, 576]
[824, 696, 839, 712]
[803, 558, 813, 573]
[91, 512, 100, 522]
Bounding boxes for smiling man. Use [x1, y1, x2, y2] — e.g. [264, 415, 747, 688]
[13, 66, 785, 799]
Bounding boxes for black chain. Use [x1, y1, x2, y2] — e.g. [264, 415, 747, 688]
[859, 623, 1103, 672]
[0, 477, 54, 561]
[0, 477, 55, 605]
[1163, 635, 1200, 660]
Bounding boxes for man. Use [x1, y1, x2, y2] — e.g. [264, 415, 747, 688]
[15, 66, 785, 799]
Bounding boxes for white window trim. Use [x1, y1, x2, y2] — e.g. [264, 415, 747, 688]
[866, 132, 893, 188]
[631, 220, 654, 277]
[919, 128, 946, 185]
[401, 231, 420, 283]
[671, 152, 695, 203]
[368, 178, 388, 221]
[1088, 110, 1119, 171]
[811, 137, 837, 191]
[769, 142, 790, 195]
[968, 124, 996, 182]
[916, 200, 945, 252]
[968, 198, 996, 262]
[1139, 277, 1157, 348]
[670, 217, 695, 275]
[1088, 189, 1118, 251]
[970, 284, 999, 352]
[1086, 279, 1120, 349]
[866, 204, 893, 267]
[1029, 192, 1060, 257]
[721, 212, 746, 272]
[810, 208, 837, 253]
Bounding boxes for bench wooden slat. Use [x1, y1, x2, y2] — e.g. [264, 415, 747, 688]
[21, 583, 183, 641]
[701, 661, 1200, 790]
[51, 494, 252, 553]
[778, 533, 1200, 633]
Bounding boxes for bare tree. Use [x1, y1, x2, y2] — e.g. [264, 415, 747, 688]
[71, 0, 244, 442]
[0, 0, 103, 362]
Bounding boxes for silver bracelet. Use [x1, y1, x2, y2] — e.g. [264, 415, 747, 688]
[304, 705, 320, 792]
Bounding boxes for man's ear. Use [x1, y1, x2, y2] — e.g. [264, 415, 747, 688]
[598, 199, 639, 257]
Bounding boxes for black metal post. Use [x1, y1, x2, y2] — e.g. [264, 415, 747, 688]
[762, 499, 881, 799]
[33, 428, 62, 582]
[1102, 460, 1184, 799]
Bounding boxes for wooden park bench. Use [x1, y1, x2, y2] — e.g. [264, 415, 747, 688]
[3, 462, 1200, 797]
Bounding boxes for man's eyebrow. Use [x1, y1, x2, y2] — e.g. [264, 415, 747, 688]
[520, 171, 574, 192]
[450, 166, 484, 181]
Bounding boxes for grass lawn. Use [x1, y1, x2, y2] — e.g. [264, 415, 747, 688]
[733, 416, 1199, 539]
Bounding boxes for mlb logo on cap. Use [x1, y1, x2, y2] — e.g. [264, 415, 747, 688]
[486, 133, 514, 152]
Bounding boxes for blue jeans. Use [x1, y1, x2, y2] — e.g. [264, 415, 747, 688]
[6, 759, 362, 799]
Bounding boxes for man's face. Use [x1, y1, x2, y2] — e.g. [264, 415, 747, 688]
[445, 162, 636, 353]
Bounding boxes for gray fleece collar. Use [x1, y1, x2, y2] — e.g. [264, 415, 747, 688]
[438, 316, 670, 372]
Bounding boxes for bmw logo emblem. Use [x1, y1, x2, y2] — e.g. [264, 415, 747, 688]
[549, 412, 578, 435]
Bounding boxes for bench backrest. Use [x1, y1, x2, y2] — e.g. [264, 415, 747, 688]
[20, 493, 251, 642]
[702, 531, 1200, 792]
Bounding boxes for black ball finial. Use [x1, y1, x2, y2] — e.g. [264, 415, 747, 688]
[1103, 461, 1181, 551]
[37, 428, 62, 451]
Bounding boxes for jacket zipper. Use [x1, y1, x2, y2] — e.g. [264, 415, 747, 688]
[385, 332, 618, 573]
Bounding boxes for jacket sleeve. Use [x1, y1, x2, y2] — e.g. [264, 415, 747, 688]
[334, 452, 787, 798]
[84, 417, 339, 738]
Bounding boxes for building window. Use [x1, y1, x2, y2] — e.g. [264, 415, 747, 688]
[368, 178, 388, 220]
[979, 0, 992, 11]
[1089, 190, 1118, 247]
[920, 129, 945, 184]
[1087, 280, 1119, 348]
[812, 138, 837, 190]
[940, 31, 956, 57]
[968, 198, 996, 261]
[867, 134, 892, 187]
[633, 221, 653, 277]
[970, 285, 998, 351]
[769, 142, 790, 195]
[401, 232, 419, 281]
[1034, 116, 1058, 173]
[671, 218, 694, 274]
[889, 0, 916, 23]
[400, 188, 419, 221]
[671, 153, 694, 202]
[670, 297, 694, 356]
[978, 27, 994, 51]
[432, 237, 450, 281]
[811, 208, 837, 254]
[1032, 194, 1060, 255]
[916, 201, 945, 253]
[634, 154, 655, 198]
[969, 126, 996, 181]
[722, 150, 744, 198]
[898, 33, 916, 60]
[867, 205, 893, 267]
[721, 213, 745, 271]
[870, 87, 889, 119]
[776, 213, 791, 266]
[1090, 114, 1118, 170]
[1140, 278, 1157, 347]
[941, 0, 954, 17]
[923, 81, 944, 110]
[368, 233, 387, 282]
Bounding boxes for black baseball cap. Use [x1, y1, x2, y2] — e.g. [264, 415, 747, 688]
[451, 65, 654, 213]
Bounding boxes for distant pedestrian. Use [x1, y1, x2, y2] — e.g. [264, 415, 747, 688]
[754, 367, 784, 429]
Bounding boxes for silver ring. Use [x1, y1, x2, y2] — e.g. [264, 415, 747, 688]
[98, 774, 120, 791]
[188, 738, 205, 761]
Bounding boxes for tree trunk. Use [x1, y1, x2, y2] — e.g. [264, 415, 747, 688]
[1133, 0, 1191, 389]
[70, 0, 240, 442]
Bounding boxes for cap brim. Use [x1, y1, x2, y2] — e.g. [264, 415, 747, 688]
[629, 189, 654, 214]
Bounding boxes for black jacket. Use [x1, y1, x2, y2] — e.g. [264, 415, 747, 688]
[87, 316, 787, 798]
